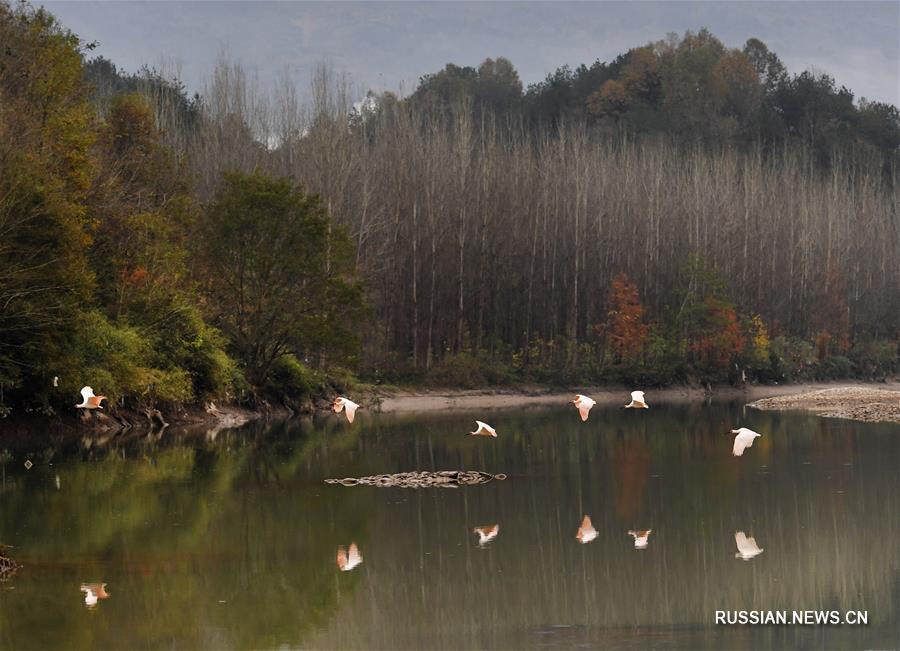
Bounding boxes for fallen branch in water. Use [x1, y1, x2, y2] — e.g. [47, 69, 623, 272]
[325, 470, 507, 488]
[0, 547, 19, 582]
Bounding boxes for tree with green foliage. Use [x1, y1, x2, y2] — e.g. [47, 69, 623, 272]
[195, 173, 363, 390]
[412, 58, 523, 116]
[0, 3, 234, 413]
[675, 254, 746, 378]
[0, 3, 95, 402]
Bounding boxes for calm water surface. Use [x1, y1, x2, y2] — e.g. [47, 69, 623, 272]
[0, 402, 898, 649]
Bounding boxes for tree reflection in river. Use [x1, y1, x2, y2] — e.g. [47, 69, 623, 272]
[0, 403, 897, 649]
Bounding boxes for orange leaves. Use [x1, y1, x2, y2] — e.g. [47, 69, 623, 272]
[621, 47, 661, 103]
[598, 273, 649, 363]
[688, 296, 746, 371]
[588, 80, 629, 120]
[712, 50, 762, 117]
[123, 266, 148, 286]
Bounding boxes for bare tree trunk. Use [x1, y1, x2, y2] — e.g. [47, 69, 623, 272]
[411, 200, 419, 368]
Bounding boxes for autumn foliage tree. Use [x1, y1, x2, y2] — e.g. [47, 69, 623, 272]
[675, 254, 746, 377]
[0, 5, 94, 398]
[812, 267, 850, 359]
[597, 273, 649, 364]
[689, 296, 746, 371]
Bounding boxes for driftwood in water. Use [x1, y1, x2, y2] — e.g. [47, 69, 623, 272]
[325, 470, 507, 488]
[0, 548, 19, 582]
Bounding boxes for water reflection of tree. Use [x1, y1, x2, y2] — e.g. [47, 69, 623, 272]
[304, 407, 900, 649]
[1, 408, 898, 649]
[0, 421, 376, 649]
[611, 437, 650, 521]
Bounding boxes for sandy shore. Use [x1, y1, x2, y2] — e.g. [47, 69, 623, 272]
[374, 382, 887, 414]
[748, 385, 900, 424]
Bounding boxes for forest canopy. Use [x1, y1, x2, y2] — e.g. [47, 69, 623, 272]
[0, 1, 898, 417]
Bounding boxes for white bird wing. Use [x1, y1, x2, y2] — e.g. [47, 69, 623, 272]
[577, 516, 597, 542]
[474, 420, 495, 435]
[475, 524, 499, 543]
[577, 402, 593, 422]
[628, 529, 650, 544]
[344, 400, 359, 423]
[735, 531, 762, 556]
[347, 543, 362, 567]
[631, 391, 644, 402]
[80, 386, 94, 402]
[733, 430, 757, 456]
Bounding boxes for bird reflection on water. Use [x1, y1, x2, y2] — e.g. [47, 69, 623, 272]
[80, 583, 109, 609]
[0, 404, 896, 649]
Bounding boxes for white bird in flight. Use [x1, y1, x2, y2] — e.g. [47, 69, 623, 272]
[336, 543, 363, 571]
[80, 583, 109, 608]
[625, 391, 648, 409]
[473, 524, 500, 546]
[628, 529, 652, 548]
[731, 427, 762, 456]
[734, 531, 764, 560]
[576, 515, 598, 544]
[571, 394, 596, 422]
[83, 588, 97, 607]
[52, 376, 59, 387]
[468, 420, 497, 437]
[75, 387, 106, 410]
[332, 397, 359, 423]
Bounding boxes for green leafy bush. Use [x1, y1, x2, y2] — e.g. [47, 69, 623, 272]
[266, 355, 326, 404]
[64, 310, 194, 406]
[850, 341, 898, 379]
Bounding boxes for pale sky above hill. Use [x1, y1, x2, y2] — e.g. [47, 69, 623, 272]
[43, 1, 900, 106]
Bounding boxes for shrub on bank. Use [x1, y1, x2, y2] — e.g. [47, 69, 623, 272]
[67, 310, 196, 407]
[266, 355, 327, 406]
[379, 333, 897, 391]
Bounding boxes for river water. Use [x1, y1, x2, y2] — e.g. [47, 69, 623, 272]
[0, 401, 897, 649]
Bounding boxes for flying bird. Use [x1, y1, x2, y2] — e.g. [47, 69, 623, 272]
[571, 394, 596, 422]
[52, 376, 59, 387]
[625, 391, 648, 409]
[734, 531, 764, 560]
[628, 529, 652, 548]
[80, 583, 109, 608]
[473, 524, 500, 546]
[336, 543, 363, 571]
[730, 427, 762, 456]
[576, 515, 598, 544]
[75, 387, 106, 410]
[332, 397, 359, 423]
[468, 420, 497, 437]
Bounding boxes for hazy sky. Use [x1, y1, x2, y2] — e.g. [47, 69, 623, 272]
[43, 1, 900, 106]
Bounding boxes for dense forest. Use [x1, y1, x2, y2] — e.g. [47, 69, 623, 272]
[1, 2, 898, 417]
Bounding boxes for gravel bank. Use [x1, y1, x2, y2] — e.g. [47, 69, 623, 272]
[748, 385, 900, 424]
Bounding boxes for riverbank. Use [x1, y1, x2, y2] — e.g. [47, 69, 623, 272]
[0, 401, 271, 446]
[748, 385, 900, 424]
[372, 381, 897, 414]
[3, 381, 897, 445]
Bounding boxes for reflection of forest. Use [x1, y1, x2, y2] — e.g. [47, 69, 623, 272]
[0, 406, 898, 649]
[0, 419, 377, 649]
[306, 408, 900, 649]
